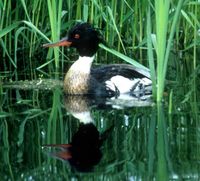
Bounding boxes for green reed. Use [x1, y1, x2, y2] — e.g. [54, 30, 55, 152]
[46, 0, 63, 70]
[150, 0, 184, 102]
[0, 0, 199, 103]
[2, 119, 14, 180]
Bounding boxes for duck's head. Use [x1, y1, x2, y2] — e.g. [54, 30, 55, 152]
[43, 22, 103, 57]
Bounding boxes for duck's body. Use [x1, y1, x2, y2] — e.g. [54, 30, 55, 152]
[43, 22, 152, 98]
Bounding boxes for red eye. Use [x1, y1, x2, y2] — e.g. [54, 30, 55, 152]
[74, 34, 80, 39]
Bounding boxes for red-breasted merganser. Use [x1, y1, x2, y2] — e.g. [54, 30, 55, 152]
[43, 22, 151, 97]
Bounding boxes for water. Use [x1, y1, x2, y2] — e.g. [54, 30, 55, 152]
[0, 79, 200, 181]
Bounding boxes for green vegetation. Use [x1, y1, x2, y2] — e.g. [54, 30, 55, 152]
[0, 1, 200, 180]
[0, 0, 199, 102]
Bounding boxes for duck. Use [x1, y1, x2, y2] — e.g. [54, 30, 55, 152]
[43, 22, 152, 98]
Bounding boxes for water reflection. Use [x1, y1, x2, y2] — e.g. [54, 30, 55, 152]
[1, 82, 200, 180]
[44, 95, 116, 172]
[43, 92, 153, 172]
[44, 123, 102, 172]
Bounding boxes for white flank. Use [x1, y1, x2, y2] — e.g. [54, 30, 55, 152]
[106, 75, 138, 93]
[106, 75, 152, 94]
[140, 77, 152, 85]
[70, 56, 94, 73]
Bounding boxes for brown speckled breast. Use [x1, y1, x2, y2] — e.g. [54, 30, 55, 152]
[64, 70, 90, 94]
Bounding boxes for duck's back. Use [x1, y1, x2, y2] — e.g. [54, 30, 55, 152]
[90, 64, 152, 97]
[91, 64, 150, 81]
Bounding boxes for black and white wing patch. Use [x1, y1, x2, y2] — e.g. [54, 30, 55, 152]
[105, 75, 151, 96]
[91, 64, 152, 98]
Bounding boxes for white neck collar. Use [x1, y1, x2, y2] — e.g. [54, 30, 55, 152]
[70, 56, 95, 74]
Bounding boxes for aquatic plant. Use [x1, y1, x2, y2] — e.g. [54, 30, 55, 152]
[0, 0, 199, 102]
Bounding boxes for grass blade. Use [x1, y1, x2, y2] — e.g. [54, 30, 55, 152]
[0, 22, 20, 38]
[99, 43, 150, 75]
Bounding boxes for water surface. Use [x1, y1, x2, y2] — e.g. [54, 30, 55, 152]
[0, 79, 200, 181]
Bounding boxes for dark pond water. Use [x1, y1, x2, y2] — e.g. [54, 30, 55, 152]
[1, 78, 200, 181]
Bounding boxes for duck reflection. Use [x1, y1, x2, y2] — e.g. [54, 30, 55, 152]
[44, 123, 102, 172]
[43, 95, 109, 172]
[43, 94, 152, 171]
